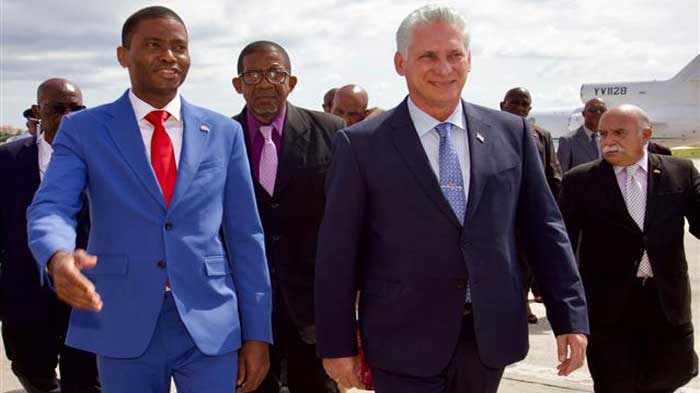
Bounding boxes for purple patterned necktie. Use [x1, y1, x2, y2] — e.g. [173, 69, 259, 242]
[259, 125, 277, 195]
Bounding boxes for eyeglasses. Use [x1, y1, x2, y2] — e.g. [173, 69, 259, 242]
[48, 103, 87, 114]
[239, 70, 289, 86]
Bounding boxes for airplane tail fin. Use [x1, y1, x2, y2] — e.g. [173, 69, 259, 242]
[670, 54, 700, 82]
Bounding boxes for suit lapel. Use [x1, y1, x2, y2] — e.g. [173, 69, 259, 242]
[169, 98, 208, 213]
[274, 104, 307, 196]
[21, 137, 41, 191]
[574, 127, 597, 161]
[389, 100, 461, 228]
[462, 102, 495, 225]
[104, 92, 166, 210]
[644, 154, 663, 231]
[599, 160, 640, 232]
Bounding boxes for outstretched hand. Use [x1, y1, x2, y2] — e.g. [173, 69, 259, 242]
[48, 249, 102, 311]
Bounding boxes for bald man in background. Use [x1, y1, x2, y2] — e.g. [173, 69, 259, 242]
[331, 85, 369, 127]
[0, 78, 99, 393]
[322, 88, 338, 113]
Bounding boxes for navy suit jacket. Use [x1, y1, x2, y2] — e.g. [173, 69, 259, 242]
[0, 137, 88, 323]
[315, 99, 589, 375]
[27, 91, 272, 358]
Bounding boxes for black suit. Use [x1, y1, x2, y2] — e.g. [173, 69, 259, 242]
[0, 137, 99, 393]
[233, 103, 343, 393]
[559, 154, 699, 392]
[648, 141, 672, 156]
[533, 125, 562, 197]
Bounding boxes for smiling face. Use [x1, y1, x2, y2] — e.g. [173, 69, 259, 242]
[117, 17, 190, 108]
[394, 21, 470, 120]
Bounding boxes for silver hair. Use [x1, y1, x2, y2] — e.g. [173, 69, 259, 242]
[396, 4, 470, 58]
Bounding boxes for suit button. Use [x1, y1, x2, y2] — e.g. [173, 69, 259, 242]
[456, 279, 467, 289]
[271, 235, 280, 242]
[271, 203, 280, 209]
[165, 222, 173, 231]
[157, 260, 167, 269]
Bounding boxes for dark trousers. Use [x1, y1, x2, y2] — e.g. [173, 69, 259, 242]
[371, 313, 504, 393]
[255, 296, 336, 393]
[2, 305, 100, 393]
[587, 278, 698, 393]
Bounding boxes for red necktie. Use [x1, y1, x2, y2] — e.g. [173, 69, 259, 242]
[145, 110, 177, 206]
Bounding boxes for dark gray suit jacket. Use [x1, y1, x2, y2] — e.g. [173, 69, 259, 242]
[557, 126, 599, 173]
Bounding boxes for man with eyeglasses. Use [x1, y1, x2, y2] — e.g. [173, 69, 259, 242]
[557, 98, 608, 172]
[232, 40, 344, 393]
[0, 78, 100, 393]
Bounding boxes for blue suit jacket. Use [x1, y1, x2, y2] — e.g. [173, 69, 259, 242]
[27, 91, 272, 358]
[315, 99, 589, 375]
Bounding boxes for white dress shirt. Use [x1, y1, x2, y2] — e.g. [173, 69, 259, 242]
[407, 97, 470, 202]
[128, 89, 183, 168]
[37, 132, 53, 181]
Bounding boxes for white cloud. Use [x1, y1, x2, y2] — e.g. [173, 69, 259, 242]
[1, 0, 698, 128]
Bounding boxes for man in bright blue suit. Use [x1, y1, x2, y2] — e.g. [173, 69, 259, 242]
[315, 5, 589, 393]
[26, 6, 272, 393]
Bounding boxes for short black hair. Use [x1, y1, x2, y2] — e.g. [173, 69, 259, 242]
[237, 41, 291, 74]
[121, 6, 186, 48]
[22, 108, 34, 118]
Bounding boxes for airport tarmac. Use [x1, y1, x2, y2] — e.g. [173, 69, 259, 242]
[2, 163, 700, 393]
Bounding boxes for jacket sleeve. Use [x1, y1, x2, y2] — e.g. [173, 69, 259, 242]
[557, 136, 572, 173]
[685, 159, 700, 239]
[315, 130, 366, 358]
[221, 120, 273, 343]
[517, 119, 589, 336]
[543, 131, 563, 198]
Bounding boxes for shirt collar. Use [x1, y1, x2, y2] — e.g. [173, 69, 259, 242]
[613, 148, 649, 175]
[246, 104, 287, 136]
[583, 125, 597, 139]
[36, 131, 51, 150]
[407, 97, 466, 137]
[128, 89, 181, 122]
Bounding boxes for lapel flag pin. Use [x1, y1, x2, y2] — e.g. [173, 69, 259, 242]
[476, 132, 485, 143]
[653, 169, 661, 174]
[200, 124, 210, 133]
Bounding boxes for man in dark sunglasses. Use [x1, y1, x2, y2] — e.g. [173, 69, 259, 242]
[557, 97, 608, 173]
[0, 78, 100, 393]
[34, 80, 86, 144]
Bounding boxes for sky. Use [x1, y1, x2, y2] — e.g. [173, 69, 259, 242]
[1, 0, 698, 129]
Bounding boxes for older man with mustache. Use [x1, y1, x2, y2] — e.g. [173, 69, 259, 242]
[559, 105, 700, 392]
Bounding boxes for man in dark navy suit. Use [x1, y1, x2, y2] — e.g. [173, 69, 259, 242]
[0, 78, 99, 393]
[315, 5, 589, 393]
